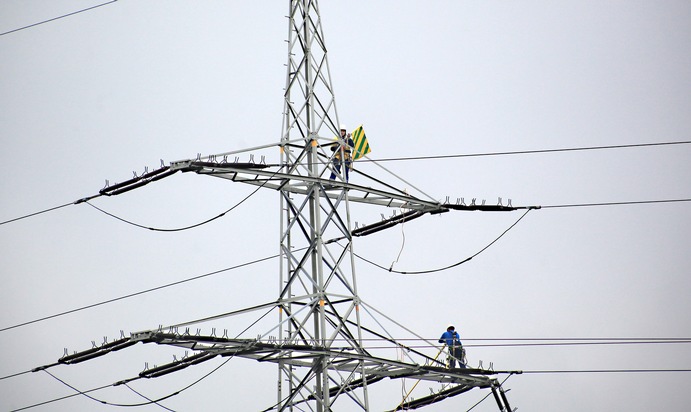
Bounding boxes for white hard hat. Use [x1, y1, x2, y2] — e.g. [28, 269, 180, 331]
[340, 124, 347, 131]
[447, 323, 455, 329]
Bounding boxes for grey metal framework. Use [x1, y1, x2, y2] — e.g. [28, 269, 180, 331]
[278, 2, 365, 407]
[167, 1, 515, 410]
[34, 1, 526, 411]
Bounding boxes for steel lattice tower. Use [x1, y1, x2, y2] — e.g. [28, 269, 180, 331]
[277, 1, 366, 409]
[37, 2, 524, 411]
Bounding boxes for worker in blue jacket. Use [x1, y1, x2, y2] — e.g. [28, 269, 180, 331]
[438, 323, 465, 368]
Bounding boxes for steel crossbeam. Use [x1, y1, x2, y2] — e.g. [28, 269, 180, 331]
[169, 160, 445, 213]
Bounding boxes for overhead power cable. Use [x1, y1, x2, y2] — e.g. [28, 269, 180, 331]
[37, 370, 178, 410]
[357, 208, 532, 275]
[1, 162, 259, 230]
[1, 142, 687, 227]
[361, 140, 691, 163]
[85, 165, 281, 231]
[0, 253, 279, 333]
[1, 196, 686, 331]
[466, 375, 512, 412]
[123, 383, 176, 412]
[541, 198, 691, 209]
[0, 0, 119, 37]
[0, 202, 72, 225]
[522, 369, 691, 374]
[0, 195, 100, 226]
[301, 337, 691, 343]
[9, 381, 113, 412]
[86, 200, 234, 232]
[0, 370, 31, 381]
[358, 339, 691, 350]
[20, 347, 241, 411]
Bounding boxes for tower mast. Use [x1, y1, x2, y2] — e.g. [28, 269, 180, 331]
[278, 0, 366, 409]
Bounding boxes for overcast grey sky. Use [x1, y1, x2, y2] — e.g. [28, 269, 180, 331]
[1, 1, 690, 411]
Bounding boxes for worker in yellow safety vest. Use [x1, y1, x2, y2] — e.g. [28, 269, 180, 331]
[329, 124, 355, 181]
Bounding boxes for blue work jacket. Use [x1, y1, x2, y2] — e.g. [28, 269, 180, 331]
[438, 330, 462, 347]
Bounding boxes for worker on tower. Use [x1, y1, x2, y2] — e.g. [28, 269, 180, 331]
[329, 124, 354, 182]
[438, 323, 466, 368]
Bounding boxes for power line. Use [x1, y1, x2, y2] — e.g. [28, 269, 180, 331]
[357, 208, 533, 275]
[13, 366, 199, 411]
[0, 202, 75, 226]
[2, 143, 688, 228]
[0, 194, 100, 227]
[466, 375, 512, 412]
[1, 164, 276, 230]
[361, 140, 691, 163]
[351, 197, 689, 276]
[123, 383, 176, 412]
[84, 165, 281, 231]
[9, 381, 113, 412]
[302, 337, 691, 342]
[541, 198, 691, 209]
[456, 337, 691, 341]
[29, 359, 235, 412]
[522, 369, 691, 374]
[85, 200, 235, 232]
[360, 340, 691, 350]
[0, 1, 119, 37]
[2, 195, 687, 331]
[0, 253, 279, 333]
[0, 370, 31, 381]
[38, 369, 179, 410]
[42, 370, 122, 407]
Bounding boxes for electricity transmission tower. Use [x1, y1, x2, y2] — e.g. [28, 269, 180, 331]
[43, 1, 527, 410]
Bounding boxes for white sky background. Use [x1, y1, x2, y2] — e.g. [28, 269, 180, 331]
[1, 1, 690, 411]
